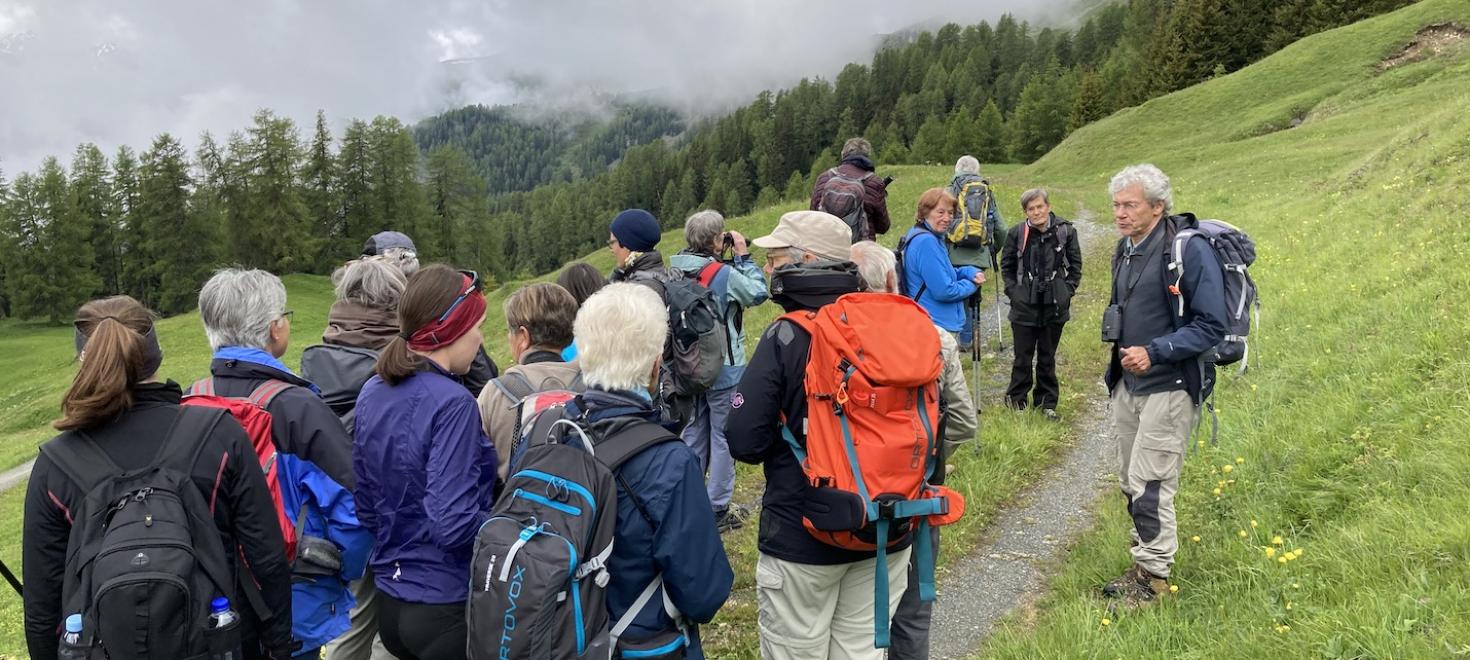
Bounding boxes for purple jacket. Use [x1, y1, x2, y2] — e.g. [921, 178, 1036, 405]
[353, 362, 497, 604]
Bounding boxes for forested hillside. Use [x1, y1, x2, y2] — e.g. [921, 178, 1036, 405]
[0, 0, 1414, 322]
[412, 103, 683, 195]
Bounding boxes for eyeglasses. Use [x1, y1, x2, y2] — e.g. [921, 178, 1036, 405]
[607, 237, 620, 248]
[437, 270, 482, 323]
[276, 310, 294, 322]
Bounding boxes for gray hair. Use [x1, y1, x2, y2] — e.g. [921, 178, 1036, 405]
[684, 210, 725, 253]
[954, 155, 980, 176]
[850, 241, 897, 293]
[1019, 188, 1050, 210]
[332, 257, 407, 310]
[199, 268, 288, 350]
[1109, 164, 1173, 213]
[380, 246, 420, 275]
[575, 283, 667, 391]
[841, 137, 872, 160]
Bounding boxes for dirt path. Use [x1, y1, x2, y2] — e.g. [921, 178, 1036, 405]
[928, 211, 1118, 659]
[0, 460, 32, 495]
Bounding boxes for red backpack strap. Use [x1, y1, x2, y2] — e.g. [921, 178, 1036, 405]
[186, 377, 215, 398]
[247, 379, 294, 409]
[696, 261, 724, 289]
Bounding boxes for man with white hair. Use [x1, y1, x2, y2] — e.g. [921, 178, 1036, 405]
[1101, 164, 1226, 606]
[849, 240, 977, 659]
[195, 268, 373, 658]
[946, 155, 1006, 351]
[569, 283, 734, 659]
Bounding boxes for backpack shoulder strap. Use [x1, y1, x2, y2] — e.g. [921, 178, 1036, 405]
[593, 420, 679, 472]
[490, 372, 537, 406]
[696, 260, 725, 289]
[779, 310, 818, 336]
[186, 377, 215, 398]
[248, 379, 294, 408]
[158, 406, 229, 472]
[40, 431, 122, 493]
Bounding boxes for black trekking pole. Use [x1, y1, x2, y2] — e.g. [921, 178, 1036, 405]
[0, 557, 22, 597]
[991, 270, 1005, 352]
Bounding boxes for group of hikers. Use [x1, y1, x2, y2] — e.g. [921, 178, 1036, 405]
[19, 133, 1254, 660]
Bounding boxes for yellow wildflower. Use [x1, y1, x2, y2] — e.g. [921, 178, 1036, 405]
[1238, 530, 1248, 538]
[1236, 457, 1245, 464]
[1191, 535, 1201, 543]
[1272, 536, 1284, 545]
[1213, 488, 1223, 496]
[1101, 618, 1111, 627]
[1169, 584, 1179, 593]
[1250, 520, 1258, 528]
[1222, 464, 1234, 473]
[1265, 547, 1276, 558]
[1278, 556, 1288, 564]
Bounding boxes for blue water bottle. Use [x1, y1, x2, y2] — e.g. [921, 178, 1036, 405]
[59, 613, 88, 660]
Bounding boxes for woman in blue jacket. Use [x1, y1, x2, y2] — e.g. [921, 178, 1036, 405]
[353, 265, 497, 660]
[900, 188, 987, 336]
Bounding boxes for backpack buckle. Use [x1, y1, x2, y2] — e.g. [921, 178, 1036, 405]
[876, 499, 897, 520]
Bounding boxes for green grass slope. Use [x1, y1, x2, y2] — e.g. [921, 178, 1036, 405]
[977, 1, 1470, 657]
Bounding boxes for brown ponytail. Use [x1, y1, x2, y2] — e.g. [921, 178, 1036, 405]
[56, 296, 157, 431]
[375, 265, 464, 385]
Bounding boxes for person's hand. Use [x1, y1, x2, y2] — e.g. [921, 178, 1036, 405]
[972, 270, 987, 285]
[1120, 346, 1151, 374]
[729, 230, 749, 256]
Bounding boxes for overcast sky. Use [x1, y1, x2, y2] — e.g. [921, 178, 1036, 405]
[0, 0, 1069, 174]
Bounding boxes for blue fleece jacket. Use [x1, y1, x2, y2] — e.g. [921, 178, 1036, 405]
[902, 225, 979, 332]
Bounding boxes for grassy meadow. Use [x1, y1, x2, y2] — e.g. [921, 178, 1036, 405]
[4, 0, 1470, 656]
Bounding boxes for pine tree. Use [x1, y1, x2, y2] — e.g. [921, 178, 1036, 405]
[112, 147, 144, 301]
[139, 134, 217, 314]
[783, 170, 808, 202]
[336, 119, 375, 260]
[975, 101, 1007, 163]
[1068, 69, 1110, 131]
[911, 116, 949, 164]
[303, 110, 338, 270]
[425, 145, 486, 271]
[2, 172, 48, 319]
[367, 116, 435, 259]
[237, 110, 311, 272]
[1007, 64, 1076, 162]
[70, 144, 118, 296]
[0, 163, 9, 317]
[8, 159, 99, 322]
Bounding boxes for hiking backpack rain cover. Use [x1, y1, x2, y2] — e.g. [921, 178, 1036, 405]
[816, 168, 874, 242]
[469, 398, 678, 660]
[41, 407, 244, 660]
[779, 293, 967, 648]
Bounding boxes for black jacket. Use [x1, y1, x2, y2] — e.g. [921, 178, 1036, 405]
[208, 358, 355, 489]
[1001, 214, 1083, 326]
[23, 383, 295, 660]
[727, 263, 912, 565]
[1103, 214, 1229, 404]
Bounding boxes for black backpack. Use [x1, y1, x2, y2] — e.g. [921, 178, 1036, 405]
[41, 407, 244, 660]
[468, 399, 681, 660]
[816, 168, 874, 243]
[299, 343, 380, 432]
[630, 270, 727, 422]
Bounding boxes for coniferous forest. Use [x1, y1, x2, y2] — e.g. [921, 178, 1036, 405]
[0, 0, 1413, 321]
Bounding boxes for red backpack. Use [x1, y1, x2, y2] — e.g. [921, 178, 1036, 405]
[182, 378, 298, 560]
[779, 292, 965, 649]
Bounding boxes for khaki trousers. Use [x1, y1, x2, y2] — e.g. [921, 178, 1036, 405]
[755, 548, 911, 660]
[1111, 387, 1198, 578]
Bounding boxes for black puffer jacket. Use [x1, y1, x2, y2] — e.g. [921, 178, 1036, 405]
[1000, 214, 1083, 326]
[24, 383, 295, 660]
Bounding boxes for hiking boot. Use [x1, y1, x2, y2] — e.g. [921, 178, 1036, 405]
[1041, 408, 1061, 422]
[714, 505, 750, 533]
[1101, 564, 1169, 606]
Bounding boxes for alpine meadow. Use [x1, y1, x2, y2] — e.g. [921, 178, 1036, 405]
[3, 0, 1470, 658]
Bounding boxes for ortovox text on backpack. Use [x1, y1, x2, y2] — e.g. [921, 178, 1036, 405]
[42, 407, 245, 660]
[469, 398, 683, 660]
[949, 179, 994, 249]
[1167, 218, 1259, 372]
[779, 293, 966, 649]
[816, 168, 874, 243]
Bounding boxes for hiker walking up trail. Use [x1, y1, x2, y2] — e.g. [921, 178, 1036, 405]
[1000, 188, 1082, 420]
[811, 137, 893, 242]
[353, 266, 496, 660]
[23, 296, 296, 660]
[898, 188, 987, 341]
[669, 210, 770, 533]
[945, 156, 1006, 352]
[850, 240, 978, 660]
[1101, 164, 1227, 606]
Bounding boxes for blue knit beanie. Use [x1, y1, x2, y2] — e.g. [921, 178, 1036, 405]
[609, 209, 661, 252]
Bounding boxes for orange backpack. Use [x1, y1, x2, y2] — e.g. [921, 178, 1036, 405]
[779, 292, 965, 648]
